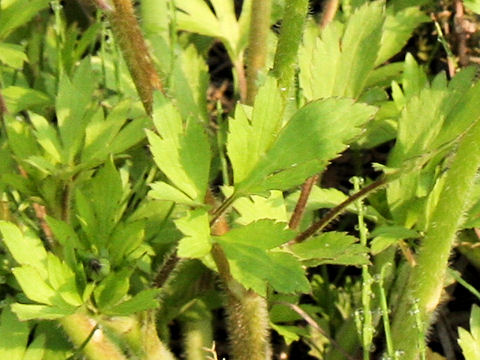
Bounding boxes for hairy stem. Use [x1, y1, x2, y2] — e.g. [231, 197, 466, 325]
[60, 312, 127, 360]
[390, 118, 480, 359]
[225, 290, 272, 360]
[208, 189, 271, 359]
[102, 0, 162, 114]
[353, 178, 373, 360]
[152, 250, 180, 288]
[272, 0, 309, 93]
[245, 0, 272, 105]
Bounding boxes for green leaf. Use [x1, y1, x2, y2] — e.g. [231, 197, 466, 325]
[0, 306, 29, 360]
[401, 53, 428, 101]
[218, 220, 294, 249]
[364, 62, 404, 89]
[75, 189, 99, 245]
[176, 0, 221, 38]
[108, 116, 150, 155]
[106, 289, 160, 316]
[0, 0, 51, 39]
[215, 221, 309, 295]
[56, 58, 96, 163]
[376, 7, 429, 66]
[227, 189, 288, 225]
[46, 253, 83, 307]
[82, 101, 149, 163]
[234, 98, 376, 194]
[434, 68, 480, 148]
[289, 186, 349, 211]
[94, 268, 132, 310]
[149, 181, 200, 206]
[4, 115, 39, 161]
[171, 45, 209, 123]
[0, 221, 48, 278]
[45, 216, 83, 249]
[464, 0, 480, 14]
[10, 304, 74, 321]
[13, 266, 58, 306]
[78, 160, 125, 246]
[270, 324, 301, 344]
[387, 64, 480, 224]
[22, 333, 45, 360]
[227, 76, 283, 184]
[370, 225, 419, 254]
[217, 241, 310, 296]
[148, 92, 211, 202]
[0, 43, 27, 68]
[299, 1, 384, 100]
[30, 113, 63, 164]
[370, 225, 419, 239]
[175, 209, 211, 258]
[108, 221, 145, 266]
[458, 305, 480, 360]
[175, 0, 251, 59]
[290, 232, 369, 266]
[2, 86, 50, 114]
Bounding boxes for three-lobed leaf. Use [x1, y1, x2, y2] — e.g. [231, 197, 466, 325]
[148, 92, 211, 204]
[214, 220, 310, 296]
[299, 1, 384, 100]
[232, 98, 376, 195]
[227, 76, 283, 185]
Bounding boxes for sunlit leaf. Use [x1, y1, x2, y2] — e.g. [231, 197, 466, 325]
[233, 98, 376, 194]
[176, 209, 212, 258]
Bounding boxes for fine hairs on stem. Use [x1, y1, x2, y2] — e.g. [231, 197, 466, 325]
[102, 0, 162, 114]
[390, 117, 480, 359]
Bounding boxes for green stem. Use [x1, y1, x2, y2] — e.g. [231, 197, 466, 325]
[60, 312, 127, 360]
[51, 0, 64, 79]
[272, 0, 309, 93]
[379, 264, 394, 359]
[390, 118, 480, 359]
[245, 0, 272, 105]
[353, 178, 373, 360]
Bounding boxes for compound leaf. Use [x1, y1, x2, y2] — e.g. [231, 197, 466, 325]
[215, 220, 309, 295]
[148, 92, 210, 203]
[234, 98, 376, 194]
